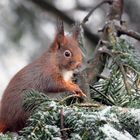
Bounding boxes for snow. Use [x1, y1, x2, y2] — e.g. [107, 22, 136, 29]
[130, 109, 140, 120]
[48, 101, 57, 110]
[100, 124, 136, 140]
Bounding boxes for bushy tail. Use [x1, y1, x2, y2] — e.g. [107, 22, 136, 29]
[0, 104, 7, 133]
[0, 121, 7, 133]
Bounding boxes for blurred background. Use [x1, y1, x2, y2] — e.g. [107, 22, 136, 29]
[0, 0, 140, 96]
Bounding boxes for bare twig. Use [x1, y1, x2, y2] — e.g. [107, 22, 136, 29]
[59, 94, 80, 104]
[60, 108, 67, 140]
[98, 46, 113, 56]
[117, 26, 140, 41]
[75, 103, 101, 108]
[86, 40, 106, 83]
[98, 46, 129, 57]
[60, 128, 72, 131]
[82, 0, 113, 25]
[108, 0, 124, 21]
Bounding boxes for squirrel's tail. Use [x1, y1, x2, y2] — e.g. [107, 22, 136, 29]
[0, 121, 7, 133]
[0, 103, 7, 133]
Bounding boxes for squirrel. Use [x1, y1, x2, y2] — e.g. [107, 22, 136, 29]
[0, 20, 86, 133]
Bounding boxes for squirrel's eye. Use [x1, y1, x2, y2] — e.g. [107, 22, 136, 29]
[64, 50, 71, 58]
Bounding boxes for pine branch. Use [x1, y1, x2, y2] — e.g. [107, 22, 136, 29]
[119, 63, 131, 95]
[20, 90, 140, 139]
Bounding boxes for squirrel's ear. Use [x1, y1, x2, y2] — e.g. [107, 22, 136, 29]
[72, 23, 81, 40]
[56, 19, 64, 45]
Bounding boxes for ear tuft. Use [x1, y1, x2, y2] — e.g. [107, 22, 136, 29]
[72, 22, 81, 40]
[57, 18, 64, 44]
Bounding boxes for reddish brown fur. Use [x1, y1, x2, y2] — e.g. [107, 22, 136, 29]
[0, 23, 85, 132]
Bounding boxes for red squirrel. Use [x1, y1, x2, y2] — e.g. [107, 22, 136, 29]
[0, 20, 85, 133]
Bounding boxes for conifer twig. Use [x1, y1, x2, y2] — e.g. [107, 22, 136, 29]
[119, 64, 131, 95]
[90, 85, 115, 105]
[123, 64, 140, 75]
[97, 47, 132, 95]
[59, 94, 80, 104]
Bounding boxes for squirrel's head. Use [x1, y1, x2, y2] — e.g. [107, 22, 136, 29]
[50, 19, 82, 71]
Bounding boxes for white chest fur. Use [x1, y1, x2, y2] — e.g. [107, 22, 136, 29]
[62, 70, 73, 82]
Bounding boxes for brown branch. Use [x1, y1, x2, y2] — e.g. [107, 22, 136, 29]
[86, 40, 106, 83]
[108, 0, 124, 21]
[60, 108, 67, 140]
[60, 128, 72, 131]
[117, 26, 140, 41]
[75, 103, 101, 108]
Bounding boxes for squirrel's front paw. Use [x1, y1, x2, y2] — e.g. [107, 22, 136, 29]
[71, 84, 86, 97]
